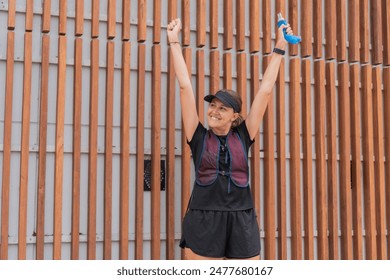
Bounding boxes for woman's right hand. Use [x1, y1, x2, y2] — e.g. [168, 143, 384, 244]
[167, 18, 181, 44]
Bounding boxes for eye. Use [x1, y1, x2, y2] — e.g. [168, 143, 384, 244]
[210, 103, 216, 108]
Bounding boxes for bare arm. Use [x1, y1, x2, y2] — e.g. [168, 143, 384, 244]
[246, 23, 293, 140]
[167, 19, 199, 141]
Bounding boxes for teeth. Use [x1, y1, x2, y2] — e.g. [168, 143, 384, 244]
[211, 116, 219, 120]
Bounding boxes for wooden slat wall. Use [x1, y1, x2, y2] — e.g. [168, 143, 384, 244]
[0, 0, 389, 261]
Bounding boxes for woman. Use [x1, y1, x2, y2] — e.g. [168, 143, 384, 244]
[167, 17, 294, 260]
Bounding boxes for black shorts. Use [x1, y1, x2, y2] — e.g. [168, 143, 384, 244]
[179, 209, 261, 258]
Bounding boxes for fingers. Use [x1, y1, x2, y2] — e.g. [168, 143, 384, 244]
[168, 18, 181, 31]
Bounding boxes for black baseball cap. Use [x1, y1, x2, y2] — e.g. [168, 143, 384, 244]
[204, 90, 241, 113]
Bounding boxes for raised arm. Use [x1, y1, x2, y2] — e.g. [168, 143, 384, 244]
[245, 22, 293, 140]
[167, 18, 199, 141]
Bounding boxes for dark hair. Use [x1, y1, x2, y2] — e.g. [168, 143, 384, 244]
[219, 89, 243, 128]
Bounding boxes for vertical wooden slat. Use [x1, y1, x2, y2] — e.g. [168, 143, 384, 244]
[42, 0, 51, 33]
[383, 68, 390, 256]
[8, 0, 15, 30]
[249, 0, 260, 53]
[153, 0, 161, 43]
[350, 64, 363, 259]
[301, 59, 314, 259]
[289, 58, 302, 260]
[120, 41, 131, 259]
[59, 0, 67, 35]
[262, 0, 271, 54]
[236, 53, 246, 116]
[196, 50, 205, 122]
[275, 0, 286, 19]
[210, 50, 220, 94]
[360, 0, 370, 63]
[53, 35, 67, 260]
[288, 0, 299, 56]
[135, 44, 145, 260]
[338, 63, 353, 260]
[223, 53, 232, 89]
[196, 0, 206, 47]
[91, 0, 99, 38]
[325, 0, 337, 60]
[276, 59, 287, 260]
[371, 0, 383, 65]
[25, 0, 33, 31]
[223, 0, 233, 50]
[301, 0, 312, 57]
[263, 56, 275, 259]
[372, 67, 387, 259]
[314, 60, 328, 260]
[361, 65, 377, 259]
[71, 38, 83, 260]
[325, 61, 338, 259]
[0, 31, 15, 260]
[138, 0, 147, 42]
[383, 0, 390, 65]
[75, 0, 83, 36]
[36, 34, 50, 260]
[210, 0, 218, 49]
[236, 0, 245, 52]
[151, 45, 161, 260]
[107, 0, 116, 39]
[348, 0, 360, 62]
[313, 0, 323, 58]
[122, 0, 130, 40]
[182, 0, 191, 46]
[336, 0, 347, 61]
[104, 41, 115, 260]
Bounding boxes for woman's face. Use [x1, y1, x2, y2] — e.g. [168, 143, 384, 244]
[207, 98, 238, 135]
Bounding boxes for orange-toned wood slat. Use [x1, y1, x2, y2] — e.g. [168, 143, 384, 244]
[349, 64, 363, 259]
[348, 0, 360, 62]
[370, 0, 383, 65]
[250, 54, 260, 225]
[7, 0, 15, 30]
[301, 0, 312, 57]
[71, 38, 83, 260]
[263, 56, 276, 259]
[325, 0, 337, 60]
[138, 0, 146, 42]
[288, 0, 298, 56]
[210, 50, 220, 94]
[25, 0, 33, 31]
[236, 53, 246, 116]
[91, 0, 99, 38]
[75, 0, 84, 36]
[301, 59, 314, 260]
[337, 63, 353, 260]
[336, 0, 346, 61]
[275, 59, 287, 260]
[383, 68, 390, 255]
[361, 65, 377, 259]
[262, 0, 271, 54]
[120, 41, 131, 259]
[249, 0, 260, 53]
[223, 53, 232, 89]
[0, 31, 15, 260]
[313, 0, 323, 58]
[196, 0, 206, 47]
[196, 50, 205, 122]
[59, 0, 67, 35]
[18, 32, 32, 260]
[166, 48, 176, 260]
[383, 0, 390, 65]
[360, 0, 370, 63]
[151, 45, 162, 260]
[289, 58, 302, 259]
[182, 0, 190, 46]
[314, 60, 328, 260]
[168, 0, 177, 20]
[275, 0, 286, 18]
[372, 67, 387, 259]
[53, 35, 67, 260]
[42, 0, 51, 33]
[236, 0, 245, 52]
[210, 0, 218, 49]
[36, 35, 50, 260]
[223, 0, 233, 50]
[104, 41, 115, 260]
[107, 0, 116, 39]
[325, 61, 338, 259]
[122, 0, 130, 40]
[153, 0, 161, 43]
[135, 44, 145, 260]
